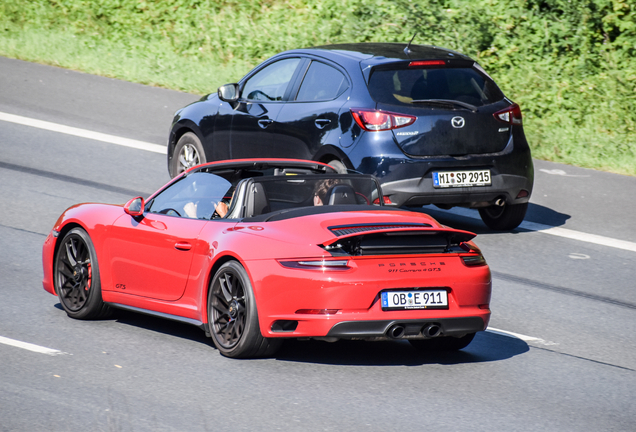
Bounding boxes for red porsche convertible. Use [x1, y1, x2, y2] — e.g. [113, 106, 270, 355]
[42, 159, 491, 358]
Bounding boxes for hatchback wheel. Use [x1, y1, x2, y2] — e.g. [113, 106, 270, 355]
[327, 159, 347, 174]
[478, 202, 528, 231]
[170, 132, 206, 178]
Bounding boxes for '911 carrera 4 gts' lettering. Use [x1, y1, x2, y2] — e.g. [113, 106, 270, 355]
[387, 268, 441, 273]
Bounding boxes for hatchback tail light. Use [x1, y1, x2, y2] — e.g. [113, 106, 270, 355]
[408, 60, 446, 67]
[493, 103, 522, 125]
[373, 196, 394, 205]
[351, 108, 416, 131]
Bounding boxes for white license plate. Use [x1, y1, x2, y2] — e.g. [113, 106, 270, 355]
[381, 289, 448, 310]
[433, 170, 491, 188]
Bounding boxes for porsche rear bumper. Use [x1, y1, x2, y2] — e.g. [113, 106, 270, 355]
[325, 316, 486, 339]
[264, 306, 490, 340]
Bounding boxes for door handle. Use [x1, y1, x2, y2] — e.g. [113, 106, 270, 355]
[174, 242, 192, 251]
[314, 118, 331, 129]
[258, 118, 274, 129]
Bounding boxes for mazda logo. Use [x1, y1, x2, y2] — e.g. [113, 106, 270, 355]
[451, 116, 465, 128]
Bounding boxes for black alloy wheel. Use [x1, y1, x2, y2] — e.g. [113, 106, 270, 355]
[54, 228, 110, 319]
[208, 261, 282, 358]
[169, 132, 206, 178]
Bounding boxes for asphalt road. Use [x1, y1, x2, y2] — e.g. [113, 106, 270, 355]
[1, 56, 635, 432]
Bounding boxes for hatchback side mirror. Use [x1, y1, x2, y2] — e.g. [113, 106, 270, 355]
[124, 197, 145, 217]
[218, 83, 240, 103]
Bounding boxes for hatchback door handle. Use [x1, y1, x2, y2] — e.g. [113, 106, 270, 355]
[315, 118, 331, 129]
[258, 119, 274, 129]
[174, 242, 192, 251]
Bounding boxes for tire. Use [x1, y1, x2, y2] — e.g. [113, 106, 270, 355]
[409, 333, 476, 352]
[207, 261, 282, 359]
[478, 202, 528, 231]
[327, 159, 347, 174]
[169, 132, 206, 178]
[54, 228, 110, 320]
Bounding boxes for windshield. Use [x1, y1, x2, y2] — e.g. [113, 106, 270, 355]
[147, 172, 233, 219]
[368, 66, 504, 107]
[247, 174, 382, 217]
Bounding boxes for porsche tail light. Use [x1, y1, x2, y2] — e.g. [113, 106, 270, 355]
[295, 309, 339, 315]
[493, 103, 522, 125]
[278, 260, 350, 270]
[351, 108, 416, 131]
[459, 242, 487, 266]
[461, 255, 487, 267]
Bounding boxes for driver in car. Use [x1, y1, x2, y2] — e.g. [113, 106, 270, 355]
[184, 199, 229, 218]
[183, 181, 233, 219]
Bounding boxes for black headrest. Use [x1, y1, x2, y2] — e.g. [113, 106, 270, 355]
[327, 184, 357, 205]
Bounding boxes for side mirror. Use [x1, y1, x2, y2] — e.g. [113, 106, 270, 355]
[218, 83, 239, 103]
[124, 197, 145, 217]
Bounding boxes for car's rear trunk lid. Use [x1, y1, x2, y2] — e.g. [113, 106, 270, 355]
[367, 61, 511, 156]
[382, 102, 510, 156]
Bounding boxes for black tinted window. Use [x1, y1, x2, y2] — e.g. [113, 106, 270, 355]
[368, 66, 503, 107]
[296, 61, 348, 102]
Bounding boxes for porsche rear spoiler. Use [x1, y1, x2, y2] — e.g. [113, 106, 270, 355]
[321, 223, 476, 256]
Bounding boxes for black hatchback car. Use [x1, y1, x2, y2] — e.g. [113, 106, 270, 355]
[167, 43, 533, 230]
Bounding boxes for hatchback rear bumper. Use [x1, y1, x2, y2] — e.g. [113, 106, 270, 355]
[382, 172, 533, 208]
[349, 133, 533, 208]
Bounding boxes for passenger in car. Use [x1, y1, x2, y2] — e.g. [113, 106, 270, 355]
[313, 178, 341, 206]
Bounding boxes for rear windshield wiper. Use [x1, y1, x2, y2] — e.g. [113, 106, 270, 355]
[410, 99, 478, 112]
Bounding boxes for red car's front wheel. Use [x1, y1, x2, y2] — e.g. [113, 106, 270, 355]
[54, 227, 110, 320]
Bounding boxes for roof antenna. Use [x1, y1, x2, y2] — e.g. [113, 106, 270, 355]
[404, 33, 417, 55]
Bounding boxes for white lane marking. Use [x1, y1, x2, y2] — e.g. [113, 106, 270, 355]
[0, 335, 69, 356]
[0, 111, 166, 154]
[445, 207, 636, 253]
[539, 168, 589, 178]
[487, 327, 557, 346]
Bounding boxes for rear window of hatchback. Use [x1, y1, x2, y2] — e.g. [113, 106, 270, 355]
[368, 65, 504, 107]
